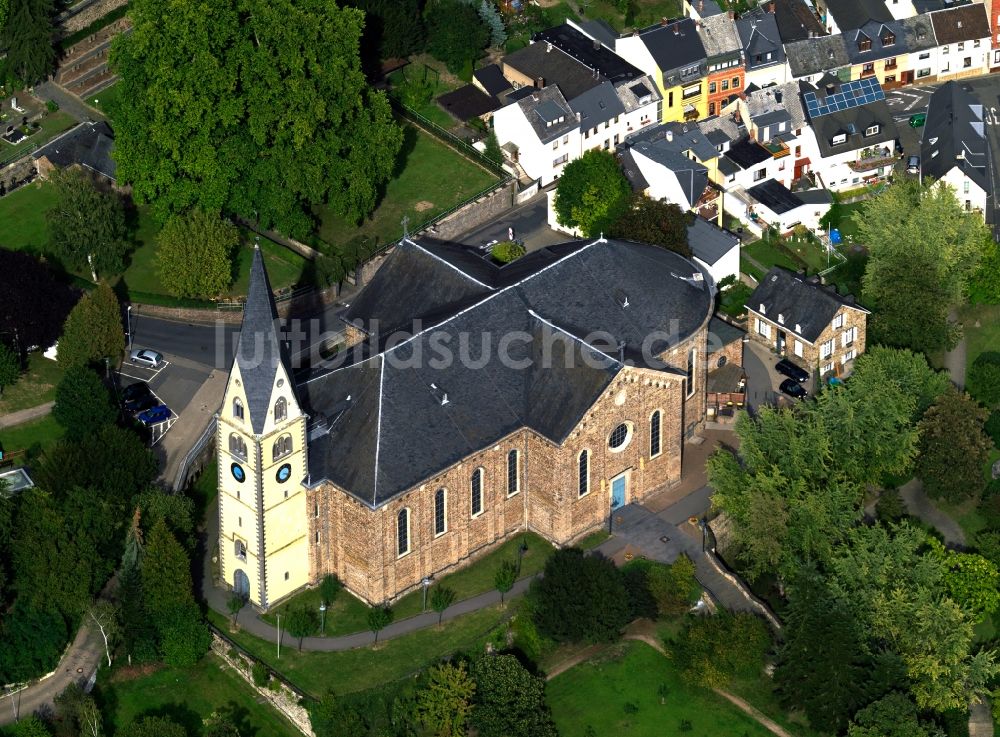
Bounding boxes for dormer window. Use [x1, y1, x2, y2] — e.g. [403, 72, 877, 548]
[858, 35, 872, 52]
[881, 30, 895, 46]
[759, 303, 766, 315]
[795, 323, 802, 333]
[778, 313, 785, 325]
[865, 124, 879, 136]
[832, 133, 847, 145]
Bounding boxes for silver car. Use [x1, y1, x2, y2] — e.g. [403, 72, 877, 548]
[129, 348, 163, 368]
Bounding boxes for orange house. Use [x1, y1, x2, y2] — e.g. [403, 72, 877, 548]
[698, 12, 745, 117]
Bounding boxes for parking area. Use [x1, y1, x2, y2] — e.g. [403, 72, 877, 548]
[115, 352, 214, 427]
[457, 192, 567, 253]
[743, 340, 812, 410]
[886, 84, 937, 160]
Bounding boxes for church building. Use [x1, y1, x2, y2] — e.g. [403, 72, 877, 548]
[218, 236, 715, 610]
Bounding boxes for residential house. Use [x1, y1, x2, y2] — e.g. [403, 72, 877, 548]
[699, 112, 746, 160]
[738, 81, 817, 183]
[785, 33, 852, 82]
[926, 4, 991, 81]
[492, 86, 580, 184]
[799, 74, 899, 190]
[897, 14, 938, 85]
[745, 266, 869, 378]
[773, 0, 827, 44]
[688, 214, 741, 285]
[696, 11, 746, 117]
[921, 81, 990, 219]
[615, 19, 710, 122]
[736, 4, 789, 87]
[814, 0, 893, 36]
[746, 179, 834, 231]
[33, 121, 116, 183]
[844, 19, 909, 85]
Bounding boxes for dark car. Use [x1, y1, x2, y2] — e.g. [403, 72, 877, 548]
[779, 379, 808, 399]
[775, 359, 809, 383]
[126, 393, 159, 414]
[121, 382, 151, 402]
[138, 404, 171, 425]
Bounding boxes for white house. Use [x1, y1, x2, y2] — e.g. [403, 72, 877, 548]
[925, 5, 992, 82]
[493, 85, 581, 185]
[746, 180, 834, 232]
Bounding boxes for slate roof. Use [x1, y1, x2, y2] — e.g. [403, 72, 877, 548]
[513, 85, 578, 145]
[474, 64, 514, 97]
[736, 6, 786, 71]
[692, 0, 725, 17]
[688, 216, 740, 265]
[785, 34, 850, 77]
[921, 81, 989, 194]
[628, 121, 719, 161]
[570, 80, 626, 128]
[615, 74, 663, 112]
[724, 136, 772, 168]
[632, 138, 711, 208]
[436, 85, 501, 121]
[899, 14, 937, 52]
[634, 19, 708, 79]
[748, 178, 806, 213]
[698, 13, 743, 58]
[962, 76, 1000, 234]
[699, 114, 744, 145]
[576, 18, 620, 48]
[503, 42, 602, 100]
[800, 76, 898, 157]
[34, 121, 116, 180]
[930, 4, 990, 46]
[844, 20, 907, 65]
[620, 148, 651, 191]
[774, 0, 827, 43]
[823, 0, 892, 32]
[534, 24, 645, 84]
[746, 82, 807, 129]
[235, 246, 287, 434]
[308, 238, 713, 506]
[708, 316, 746, 351]
[796, 188, 835, 205]
[746, 267, 868, 342]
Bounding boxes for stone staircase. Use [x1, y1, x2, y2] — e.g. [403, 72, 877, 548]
[54, 17, 131, 99]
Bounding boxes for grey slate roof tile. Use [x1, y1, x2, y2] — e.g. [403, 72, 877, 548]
[746, 267, 868, 342]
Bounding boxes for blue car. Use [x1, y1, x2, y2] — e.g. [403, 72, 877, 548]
[138, 404, 171, 425]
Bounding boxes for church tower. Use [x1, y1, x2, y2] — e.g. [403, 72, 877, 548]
[218, 245, 309, 610]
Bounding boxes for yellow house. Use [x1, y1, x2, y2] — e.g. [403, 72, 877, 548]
[615, 19, 710, 123]
[218, 246, 310, 610]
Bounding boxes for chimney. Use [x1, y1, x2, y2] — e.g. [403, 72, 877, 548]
[666, 129, 674, 141]
[768, 1, 775, 12]
[728, 9, 734, 18]
[536, 76, 545, 88]
[661, 16, 669, 26]
[576, 111, 581, 121]
[775, 90, 782, 102]
[825, 82, 836, 95]
[546, 42, 553, 52]
[593, 39, 601, 50]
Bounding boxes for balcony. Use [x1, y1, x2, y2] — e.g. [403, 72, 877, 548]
[847, 147, 895, 172]
[762, 139, 791, 159]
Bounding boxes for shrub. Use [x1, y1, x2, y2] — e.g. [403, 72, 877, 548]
[671, 612, 771, 689]
[491, 241, 525, 264]
[986, 410, 1000, 448]
[876, 487, 908, 523]
[647, 557, 700, 616]
[46, 100, 58, 113]
[251, 661, 270, 687]
[968, 352, 1000, 408]
[267, 678, 283, 692]
[621, 559, 658, 620]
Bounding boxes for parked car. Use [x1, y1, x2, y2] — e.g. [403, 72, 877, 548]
[126, 394, 159, 415]
[138, 404, 171, 425]
[121, 381, 151, 403]
[908, 112, 926, 128]
[906, 155, 920, 174]
[779, 379, 808, 400]
[775, 358, 809, 383]
[130, 349, 164, 368]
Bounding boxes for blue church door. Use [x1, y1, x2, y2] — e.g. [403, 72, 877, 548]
[611, 475, 626, 509]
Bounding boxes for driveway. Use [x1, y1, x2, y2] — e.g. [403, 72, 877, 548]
[456, 192, 567, 253]
[743, 340, 810, 410]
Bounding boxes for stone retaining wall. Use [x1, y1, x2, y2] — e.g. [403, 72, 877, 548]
[431, 180, 515, 240]
[58, 0, 128, 35]
[210, 633, 314, 737]
[131, 284, 341, 325]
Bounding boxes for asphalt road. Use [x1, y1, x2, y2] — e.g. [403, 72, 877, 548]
[885, 83, 938, 159]
[456, 192, 567, 252]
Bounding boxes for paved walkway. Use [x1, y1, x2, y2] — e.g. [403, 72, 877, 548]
[970, 699, 995, 737]
[0, 401, 54, 429]
[898, 478, 966, 546]
[944, 307, 968, 390]
[158, 368, 228, 490]
[33, 81, 106, 123]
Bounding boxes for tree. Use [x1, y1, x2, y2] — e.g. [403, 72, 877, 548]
[56, 282, 125, 369]
[0, 250, 77, 356]
[876, 487, 908, 523]
[0, 598, 68, 683]
[968, 236, 1000, 304]
[425, 0, 489, 73]
[855, 179, 987, 353]
[917, 389, 992, 504]
[471, 654, 558, 737]
[610, 195, 692, 257]
[672, 612, 771, 689]
[318, 574, 341, 607]
[774, 571, 871, 734]
[111, 0, 404, 238]
[531, 547, 629, 643]
[967, 352, 1000, 408]
[494, 559, 517, 606]
[158, 602, 211, 666]
[483, 130, 503, 166]
[847, 692, 945, 737]
[554, 150, 632, 238]
[478, 0, 506, 47]
[2, 0, 55, 85]
[5, 716, 54, 737]
[227, 593, 246, 628]
[0, 342, 20, 394]
[47, 169, 131, 279]
[52, 365, 116, 436]
[141, 519, 195, 616]
[310, 692, 366, 737]
[155, 209, 238, 299]
[55, 682, 103, 737]
[203, 707, 242, 737]
[352, 0, 425, 62]
[416, 660, 476, 737]
[285, 605, 319, 651]
[88, 600, 120, 668]
[367, 604, 393, 643]
[646, 557, 699, 616]
[849, 346, 951, 422]
[929, 540, 1000, 620]
[430, 585, 456, 625]
[621, 560, 658, 620]
[119, 716, 187, 737]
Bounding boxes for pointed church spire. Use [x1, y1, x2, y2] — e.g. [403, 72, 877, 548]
[236, 241, 286, 434]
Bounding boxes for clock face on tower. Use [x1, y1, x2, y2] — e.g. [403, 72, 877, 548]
[276, 463, 291, 483]
[231, 463, 246, 483]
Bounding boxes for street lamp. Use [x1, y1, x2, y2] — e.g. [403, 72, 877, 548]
[276, 613, 281, 659]
[421, 577, 432, 612]
[517, 537, 528, 575]
[319, 602, 327, 636]
[126, 305, 133, 350]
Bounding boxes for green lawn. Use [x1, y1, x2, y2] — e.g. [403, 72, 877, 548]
[209, 603, 512, 697]
[0, 180, 60, 252]
[0, 414, 64, 456]
[87, 82, 123, 117]
[744, 237, 800, 273]
[826, 201, 866, 243]
[388, 62, 462, 129]
[740, 251, 765, 283]
[0, 352, 64, 415]
[959, 303, 1000, 369]
[582, 0, 683, 31]
[547, 641, 774, 737]
[261, 531, 553, 633]
[315, 124, 498, 257]
[95, 655, 300, 737]
[0, 111, 76, 167]
[578, 530, 610, 550]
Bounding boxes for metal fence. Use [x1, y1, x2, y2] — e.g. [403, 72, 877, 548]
[171, 417, 216, 491]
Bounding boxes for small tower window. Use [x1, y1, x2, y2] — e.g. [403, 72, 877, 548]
[229, 433, 247, 460]
[274, 396, 287, 422]
[507, 450, 520, 496]
[234, 538, 247, 561]
[650, 411, 662, 458]
[233, 397, 244, 421]
[578, 450, 589, 497]
[272, 434, 293, 462]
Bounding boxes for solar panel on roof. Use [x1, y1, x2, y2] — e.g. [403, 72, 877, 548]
[802, 78, 886, 119]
